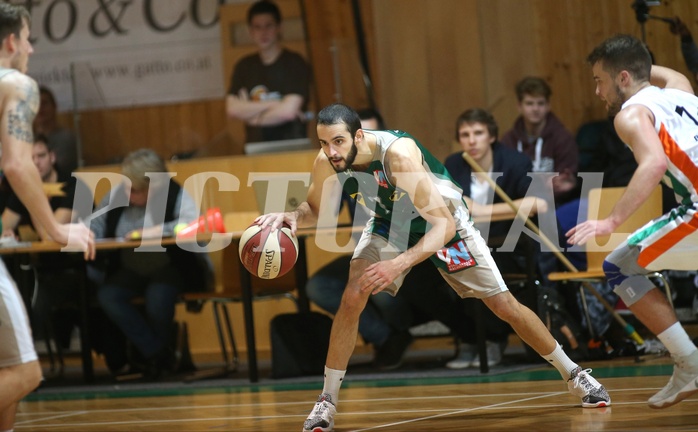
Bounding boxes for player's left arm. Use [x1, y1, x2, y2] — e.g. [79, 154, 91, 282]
[359, 138, 456, 293]
[650, 65, 694, 94]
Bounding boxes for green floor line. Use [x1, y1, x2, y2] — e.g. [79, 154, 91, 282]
[24, 362, 674, 403]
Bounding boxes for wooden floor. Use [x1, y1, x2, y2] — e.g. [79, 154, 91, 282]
[13, 355, 698, 431]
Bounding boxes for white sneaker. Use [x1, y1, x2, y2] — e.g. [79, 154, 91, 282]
[302, 393, 336, 432]
[567, 367, 611, 408]
[446, 343, 477, 369]
[471, 341, 503, 368]
[648, 350, 698, 409]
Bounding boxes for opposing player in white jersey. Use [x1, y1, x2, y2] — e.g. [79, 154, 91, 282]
[0, 4, 95, 430]
[568, 34, 698, 409]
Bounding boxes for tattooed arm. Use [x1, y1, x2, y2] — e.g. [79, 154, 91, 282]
[0, 73, 94, 258]
[1, 74, 55, 234]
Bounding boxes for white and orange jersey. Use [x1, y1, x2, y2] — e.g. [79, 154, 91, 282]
[623, 86, 698, 206]
[621, 86, 698, 270]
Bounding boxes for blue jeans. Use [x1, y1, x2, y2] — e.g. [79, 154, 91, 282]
[97, 265, 183, 359]
[305, 255, 413, 346]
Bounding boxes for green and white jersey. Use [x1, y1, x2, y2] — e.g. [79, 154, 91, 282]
[339, 130, 473, 269]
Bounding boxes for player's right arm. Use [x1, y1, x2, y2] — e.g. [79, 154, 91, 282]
[567, 104, 666, 245]
[256, 150, 336, 234]
[0, 74, 94, 258]
[650, 65, 694, 94]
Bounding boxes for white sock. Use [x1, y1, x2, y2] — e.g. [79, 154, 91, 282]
[322, 366, 346, 406]
[657, 322, 697, 359]
[542, 343, 579, 380]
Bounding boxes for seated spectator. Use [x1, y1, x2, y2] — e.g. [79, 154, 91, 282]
[500, 76, 579, 206]
[445, 107, 547, 271]
[555, 118, 644, 343]
[33, 86, 79, 174]
[1, 135, 84, 350]
[1, 135, 77, 237]
[575, 119, 637, 189]
[437, 108, 546, 368]
[355, 107, 384, 130]
[89, 149, 211, 379]
[306, 107, 417, 370]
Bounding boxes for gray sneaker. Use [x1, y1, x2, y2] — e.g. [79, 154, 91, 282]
[567, 367, 611, 408]
[648, 350, 698, 409]
[302, 393, 336, 432]
[446, 343, 477, 369]
[471, 340, 504, 368]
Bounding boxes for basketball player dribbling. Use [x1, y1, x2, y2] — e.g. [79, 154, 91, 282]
[257, 103, 610, 432]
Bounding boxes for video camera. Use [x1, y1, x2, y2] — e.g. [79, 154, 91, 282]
[631, 0, 671, 25]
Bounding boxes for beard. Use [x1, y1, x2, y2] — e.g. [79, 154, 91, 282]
[606, 84, 626, 116]
[328, 141, 358, 173]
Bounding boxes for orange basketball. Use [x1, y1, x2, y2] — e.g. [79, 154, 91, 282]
[238, 222, 299, 279]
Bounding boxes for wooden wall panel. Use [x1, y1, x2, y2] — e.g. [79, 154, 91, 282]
[370, 0, 484, 157]
[77, 99, 228, 166]
[303, 0, 373, 110]
[372, 0, 429, 132]
[69, 0, 697, 167]
[368, 0, 698, 162]
[476, 1, 538, 143]
[425, 1, 485, 154]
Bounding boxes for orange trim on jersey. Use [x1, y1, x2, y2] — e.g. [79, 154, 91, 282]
[659, 123, 698, 191]
[636, 124, 698, 267]
[638, 213, 698, 267]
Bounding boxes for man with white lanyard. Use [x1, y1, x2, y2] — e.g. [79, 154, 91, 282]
[500, 76, 579, 205]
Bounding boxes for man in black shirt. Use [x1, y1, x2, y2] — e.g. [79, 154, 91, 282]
[226, 0, 311, 142]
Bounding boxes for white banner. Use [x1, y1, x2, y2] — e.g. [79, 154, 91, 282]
[19, 0, 227, 111]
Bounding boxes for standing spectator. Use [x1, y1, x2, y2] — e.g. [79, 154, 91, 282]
[669, 17, 698, 84]
[89, 149, 210, 379]
[501, 77, 578, 205]
[33, 86, 79, 174]
[226, 0, 311, 143]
